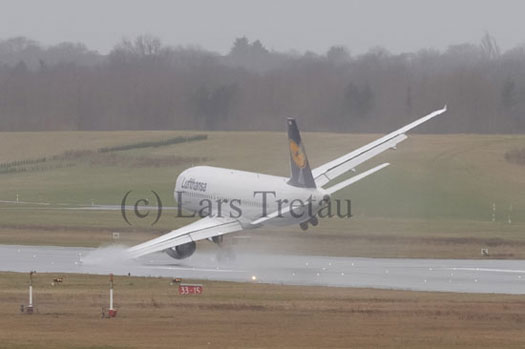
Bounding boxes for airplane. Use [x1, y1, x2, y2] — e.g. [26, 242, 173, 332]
[127, 106, 447, 259]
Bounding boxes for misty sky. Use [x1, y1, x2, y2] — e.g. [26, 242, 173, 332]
[1, 0, 524, 54]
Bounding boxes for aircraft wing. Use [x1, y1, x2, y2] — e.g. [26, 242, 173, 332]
[312, 106, 447, 187]
[126, 216, 243, 258]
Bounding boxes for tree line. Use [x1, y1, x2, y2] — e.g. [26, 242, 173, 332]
[0, 34, 523, 133]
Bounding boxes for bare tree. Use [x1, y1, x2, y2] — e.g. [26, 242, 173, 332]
[0, 34, 525, 133]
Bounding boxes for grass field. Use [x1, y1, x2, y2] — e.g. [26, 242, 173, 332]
[0, 130, 524, 258]
[1, 132, 524, 348]
[1, 272, 524, 348]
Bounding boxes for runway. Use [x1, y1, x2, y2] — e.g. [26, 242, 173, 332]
[0, 244, 524, 294]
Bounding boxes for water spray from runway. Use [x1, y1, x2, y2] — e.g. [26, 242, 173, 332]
[80, 245, 137, 266]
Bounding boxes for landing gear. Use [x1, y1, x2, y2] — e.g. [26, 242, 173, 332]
[210, 235, 235, 262]
[212, 235, 224, 246]
[300, 216, 318, 231]
[216, 246, 236, 262]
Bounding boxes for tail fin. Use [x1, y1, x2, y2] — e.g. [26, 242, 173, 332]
[287, 118, 316, 188]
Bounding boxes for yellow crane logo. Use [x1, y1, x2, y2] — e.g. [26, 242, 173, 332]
[289, 140, 306, 168]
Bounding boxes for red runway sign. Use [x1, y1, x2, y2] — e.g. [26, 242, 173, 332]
[178, 284, 203, 295]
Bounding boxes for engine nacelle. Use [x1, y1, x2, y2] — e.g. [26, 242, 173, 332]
[166, 241, 196, 259]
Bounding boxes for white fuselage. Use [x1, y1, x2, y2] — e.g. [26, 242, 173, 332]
[174, 166, 328, 228]
[128, 107, 446, 259]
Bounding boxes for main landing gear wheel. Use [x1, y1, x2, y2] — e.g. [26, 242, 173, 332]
[309, 216, 319, 226]
[299, 222, 309, 231]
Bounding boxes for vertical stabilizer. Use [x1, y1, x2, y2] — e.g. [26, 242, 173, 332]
[287, 118, 316, 188]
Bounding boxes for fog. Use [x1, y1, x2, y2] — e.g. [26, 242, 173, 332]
[1, 33, 524, 133]
[1, 1, 525, 133]
[2, 0, 525, 55]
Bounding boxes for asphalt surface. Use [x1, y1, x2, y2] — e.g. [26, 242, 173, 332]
[0, 244, 524, 294]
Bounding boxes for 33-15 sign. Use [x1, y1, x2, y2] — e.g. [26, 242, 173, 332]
[178, 284, 203, 295]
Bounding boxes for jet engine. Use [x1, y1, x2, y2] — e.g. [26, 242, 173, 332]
[165, 241, 196, 259]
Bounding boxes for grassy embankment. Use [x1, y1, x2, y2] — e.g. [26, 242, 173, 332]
[0, 272, 524, 348]
[0, 131, 523, 258]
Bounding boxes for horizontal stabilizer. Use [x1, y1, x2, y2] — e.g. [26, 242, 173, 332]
[325, 163, 390, 194]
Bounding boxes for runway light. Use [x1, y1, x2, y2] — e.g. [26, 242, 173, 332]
[251, 275, 257, 281]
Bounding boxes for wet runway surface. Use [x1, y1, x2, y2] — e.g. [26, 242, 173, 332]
[1, 244, 524, 294]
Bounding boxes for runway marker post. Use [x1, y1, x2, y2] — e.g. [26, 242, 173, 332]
[29, 272, 33, 306]
[108, 273, 117, 317]
[21, 271, 36, 314]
